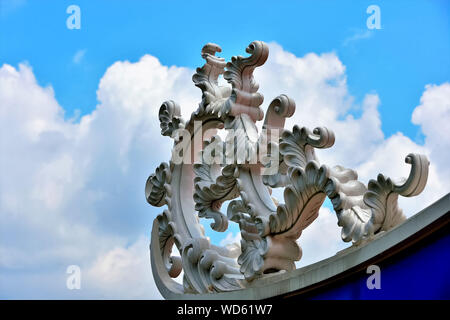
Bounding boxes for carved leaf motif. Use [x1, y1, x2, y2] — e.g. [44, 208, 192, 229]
[263, 94, 296, 131]
[225, 113, 259, 165]
[260, 94, 296, 188]
[159, 100, 185, 137]
[257, 161, 329, 237]
[146, 40, 430, 296]
[193, 145, 239, 231]
[333, 153, 429, 243]
[192, 43, 231, 112]
[237, 237, 268, 280]
[322, 166, 371, 243]
[223, 41, 269, 122]
[366, 153, 429, 232]
[279, 125, 335, 171]
[145, 162, 171, 207]
[227, 199, 271, 280]
[181, 238, 243, 293]
[156, 210, 182, 278]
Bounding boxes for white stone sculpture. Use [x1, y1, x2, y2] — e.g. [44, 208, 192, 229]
[145, 41, 429, 296]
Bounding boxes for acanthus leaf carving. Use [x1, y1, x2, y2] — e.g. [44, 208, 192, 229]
[258, 161, 329, 237]
[146, 40, 430, 296]
[366, 153, 429, 232]
[157, 209, 182, 278]
[159, 100, 185, 138]
[192, 43, 231, 115]
[193, 152, 239, 232]
[223, 41, 269, 122]
[145, 162, 171, 207]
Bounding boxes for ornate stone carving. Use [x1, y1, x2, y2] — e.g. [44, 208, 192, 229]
[145, 41, 429, 296]
[159, 101, 185, 137]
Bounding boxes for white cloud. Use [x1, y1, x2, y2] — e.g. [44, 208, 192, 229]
[85, 236, 161, 299]
[296, 207, 349, 268]
[354, 83, 450, 217]
[219, 231, 241, 248]
[257, 44, 449, 209]
[0, 43, 448, 299]
[256, 42, 385, 169]
[0, 56, 199, 298]
[412, 83, 450, 179]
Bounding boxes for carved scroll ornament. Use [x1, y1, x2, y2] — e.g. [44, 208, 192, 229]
[145, 41, 429, 295]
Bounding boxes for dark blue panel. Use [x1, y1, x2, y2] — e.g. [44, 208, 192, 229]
[309, 231, 450, 300]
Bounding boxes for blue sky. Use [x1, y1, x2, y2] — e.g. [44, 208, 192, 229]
[0, 0, 449, 299]
[2, 0, 449, 137]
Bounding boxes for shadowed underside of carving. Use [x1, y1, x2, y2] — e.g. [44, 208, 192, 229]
[145, 40, 430, 296]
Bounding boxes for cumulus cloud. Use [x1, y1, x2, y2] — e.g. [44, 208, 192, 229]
[0, 42, 448, 299]
[0, 56, 198, 298]
[85, 236, 161, 299]
[254, 43, 386, 170]
[354, 83, 450, 216]
[412, 83, 450, 179]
